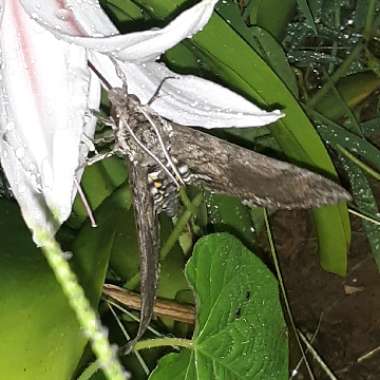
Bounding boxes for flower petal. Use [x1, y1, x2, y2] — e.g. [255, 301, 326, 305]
[20, 0, 218, 62]
[89, 56, 283, 128]
[0, 0, 99, 243]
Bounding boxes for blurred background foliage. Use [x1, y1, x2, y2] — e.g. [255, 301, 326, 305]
[1, 0, 380, 379]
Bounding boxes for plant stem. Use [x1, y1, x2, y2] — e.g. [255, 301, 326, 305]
[39, 234, 127, 380]
[348, 208, 380, 226]
[336, 144, 380, 181]
[364, 0, 377, 39]
[160, 192, 203, 260]
[307, 42, 364, 108]
[134, 337, 193, 351]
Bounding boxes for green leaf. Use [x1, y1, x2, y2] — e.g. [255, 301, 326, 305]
[361, 117, 380, 136]
[0, 199, 111, 380]
[150, 233, 288, 380]
[244, 0, 297, 40]
[339, 156, 380, 270]
[204, 192, 256, 248]
[296, 0, 318, 34]
[249, 26, 299, 97]
[102, 0, 144, 22]
[213, 2, 299, 97]
[73, 183, 133, 300]
[313, 112, 380, 172]
[315, 72, 380, 120]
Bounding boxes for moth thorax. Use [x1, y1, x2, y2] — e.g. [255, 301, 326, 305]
[147, 162, 192, 216]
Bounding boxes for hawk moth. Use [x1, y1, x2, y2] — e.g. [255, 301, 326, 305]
[105, 85, 351, 352]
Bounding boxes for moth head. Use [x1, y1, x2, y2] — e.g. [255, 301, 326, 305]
[108, 87, 128, 108]
[108, 87, 141, 111]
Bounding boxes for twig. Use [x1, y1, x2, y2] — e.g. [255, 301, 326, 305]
[103, 284, 196, 325]
[107, 303, 149, 375]
[298, 330, 338, 380]
[291, 314, 323, 378]
[357, 345, 380, 363]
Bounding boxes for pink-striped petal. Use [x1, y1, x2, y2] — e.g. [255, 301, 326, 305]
[0, 0, 99, 243]
[20, 0, 218, 62]
[89, 56, 283, 128]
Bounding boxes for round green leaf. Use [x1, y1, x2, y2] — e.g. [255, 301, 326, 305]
[150, 233, 288, 380]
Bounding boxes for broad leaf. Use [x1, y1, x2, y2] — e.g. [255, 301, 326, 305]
[150, 233, 288, 380]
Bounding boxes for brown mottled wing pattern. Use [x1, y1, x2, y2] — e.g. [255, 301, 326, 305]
[170, 125, 351, 208]
[123, 161, 160, 352]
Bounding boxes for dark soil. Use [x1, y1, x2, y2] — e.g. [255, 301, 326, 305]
[266, 209, 380, 380]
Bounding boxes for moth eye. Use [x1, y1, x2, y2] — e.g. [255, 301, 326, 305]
[153, 181, 162, 189]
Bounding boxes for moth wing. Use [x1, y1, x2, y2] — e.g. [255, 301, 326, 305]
[170, 125, 351, 209]
[123, 162, 159, 352]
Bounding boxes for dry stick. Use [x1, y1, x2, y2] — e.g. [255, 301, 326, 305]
[290, 314, 323, 379]
[107, 303, 150, 375]
[298, 331, 338, 380]
[357, 345, 380, 363]
[348, 208, 380, 226]
[107, 299, 163, 338]
[263, 210, 316, 380]
[103, 284, 196, 325]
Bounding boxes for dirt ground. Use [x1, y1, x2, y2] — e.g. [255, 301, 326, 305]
[265, 209, 380, 380]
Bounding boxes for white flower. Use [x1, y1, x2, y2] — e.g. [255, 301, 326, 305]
[0, 0, 283, 243]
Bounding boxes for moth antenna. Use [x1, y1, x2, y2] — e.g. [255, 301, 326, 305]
[74, 178, 97, 227]
[139, 108, 185, 186]
[146, 76, 177, 106]
[88, 60, 112, 91]
[118, 118, 181, 188]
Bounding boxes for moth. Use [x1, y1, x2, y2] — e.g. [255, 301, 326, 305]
[104, 83, 351, 353]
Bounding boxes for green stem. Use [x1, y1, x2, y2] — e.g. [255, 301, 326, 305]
[134, 337, 193, 351]
[336, 144, 380, 181]
[160, 192, 203, 260]
[307, 42, 364, 108]
[77, 361, 101, 380]
[179, 187, 193, 211]
[364, 0, 377, 39]
[39, 233, 126, 380]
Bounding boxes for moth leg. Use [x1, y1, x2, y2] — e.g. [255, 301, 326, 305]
[121, 162, 160, 354]
[86, 108, 116, 128]
[138, 109, 185, 186]
[94, 129, 116, 147]
[85, 150, 117, 167]
[117, 117, 182, 188]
